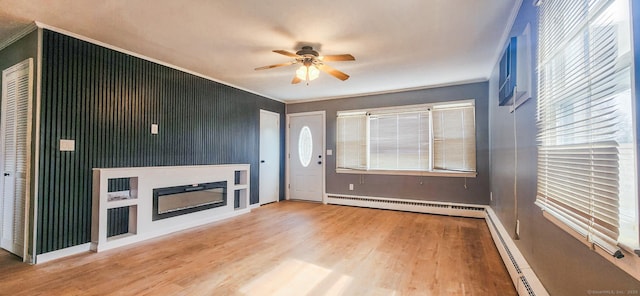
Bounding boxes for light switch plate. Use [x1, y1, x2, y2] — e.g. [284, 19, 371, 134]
[151, 124, 159, 135]
[60, 139, 75, 151]
[326, 149, 333, 156]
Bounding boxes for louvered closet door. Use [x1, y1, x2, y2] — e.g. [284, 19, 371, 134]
[1, 59, 32, 258]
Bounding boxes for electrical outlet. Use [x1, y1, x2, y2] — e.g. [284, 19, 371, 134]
[516, 219, 520, 237]
[349, 184, 354, 191]
[490, 192, 493, 201]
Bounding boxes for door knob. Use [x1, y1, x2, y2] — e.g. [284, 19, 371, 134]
[318, 161, 322, 165]
[260, 160, 265, 163]
[3, 173, 9, 176]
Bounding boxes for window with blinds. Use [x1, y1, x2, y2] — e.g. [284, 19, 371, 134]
[432, 105, 476, 172]
[336, 100, 476, 175]
[536, 0, 639, 257]
[336, 113, 367, 170]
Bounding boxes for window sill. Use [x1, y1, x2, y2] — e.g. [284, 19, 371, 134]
[335, 168, 477, 178]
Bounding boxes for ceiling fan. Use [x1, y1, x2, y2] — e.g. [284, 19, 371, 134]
[255, 46, 355, 84]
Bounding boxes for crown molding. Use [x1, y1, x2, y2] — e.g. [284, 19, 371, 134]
[0, 22, 38, 52]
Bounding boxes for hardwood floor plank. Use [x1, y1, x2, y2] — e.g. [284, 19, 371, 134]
[0, 201, 516, 295]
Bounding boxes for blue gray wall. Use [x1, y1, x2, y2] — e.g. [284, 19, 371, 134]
[287, 82, 490, 205]
[488, 2, 640, 294]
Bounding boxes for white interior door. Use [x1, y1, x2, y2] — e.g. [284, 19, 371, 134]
[288, 112, 324, 202]
[259, 110, 280, 205]
[1, 59, 32, 258]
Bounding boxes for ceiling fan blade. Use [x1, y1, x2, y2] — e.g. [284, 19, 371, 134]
[321, 54, 355, 62]
[254, 61, 295, 70]
[317, 64, 350, 81]
[273, 50, 300, 58]
[291, 75, 302, 84]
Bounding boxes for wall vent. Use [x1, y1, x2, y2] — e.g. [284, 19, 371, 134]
[326, 194, 486, 218]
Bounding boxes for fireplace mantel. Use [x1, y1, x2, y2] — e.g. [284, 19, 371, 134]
[91, 164, 250, 252]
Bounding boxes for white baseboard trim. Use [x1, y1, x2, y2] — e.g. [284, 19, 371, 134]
[36, 243, 91, 264]
[325, 193, 549, 296]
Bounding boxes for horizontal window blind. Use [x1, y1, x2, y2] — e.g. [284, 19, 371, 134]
[432, 106, 476, 172]
[369, 111, 430, 170]
[536, 0, 638, 255]
[336, 113, 367, 170]
[336, 101, 476, 174]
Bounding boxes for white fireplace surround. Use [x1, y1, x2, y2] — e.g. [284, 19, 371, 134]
[90, 164, 250, 253]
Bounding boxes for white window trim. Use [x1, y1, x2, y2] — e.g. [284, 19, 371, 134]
[336, 99, 477, 177]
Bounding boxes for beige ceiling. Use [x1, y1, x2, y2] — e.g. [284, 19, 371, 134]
[0, 0, 521, 102]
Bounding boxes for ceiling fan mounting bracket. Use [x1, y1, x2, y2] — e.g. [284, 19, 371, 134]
[296, 46, 319, 57]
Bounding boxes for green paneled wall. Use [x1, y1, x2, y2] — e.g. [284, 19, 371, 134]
[37, 30, 284, 254]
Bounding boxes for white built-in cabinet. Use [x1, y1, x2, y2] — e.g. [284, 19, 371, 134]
[91, 164, 250, 252]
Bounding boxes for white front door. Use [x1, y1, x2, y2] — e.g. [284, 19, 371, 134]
[259, 110, 280, 205]
[1, 59, 33, 258]
[288, 112, 324, 202]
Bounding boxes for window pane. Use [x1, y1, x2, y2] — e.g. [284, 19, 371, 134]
[298, 126, 312, 167]
[369, 112, 430, 171]
[433, 107, 476, 171]
[336, 114, 367, 169]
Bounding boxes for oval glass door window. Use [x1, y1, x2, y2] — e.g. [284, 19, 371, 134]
[298, 126, 313, 167]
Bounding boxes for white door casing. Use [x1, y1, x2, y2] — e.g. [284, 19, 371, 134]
[259, 110, 280, 205]
[287, 112, 325, 202]
[1, 58, 33, 259]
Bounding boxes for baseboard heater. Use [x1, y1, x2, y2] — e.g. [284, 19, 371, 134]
[325, 193, 486, 218]
[484, 208, 549, 296]
[325, 193, 549, 296]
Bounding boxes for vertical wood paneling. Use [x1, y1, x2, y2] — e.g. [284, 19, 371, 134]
[107, 207, 129, 237]
[37, 30, 285, 254]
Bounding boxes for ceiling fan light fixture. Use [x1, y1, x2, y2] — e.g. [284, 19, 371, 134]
[308, 65, 319, 80]
[296, 65, 319, 82]
[256, 46, 354, 84]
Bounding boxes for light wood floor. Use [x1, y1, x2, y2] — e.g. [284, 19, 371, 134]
[0, 201, 516, 295]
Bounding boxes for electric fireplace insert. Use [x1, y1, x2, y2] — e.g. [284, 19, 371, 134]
[152, 181, 227, 221]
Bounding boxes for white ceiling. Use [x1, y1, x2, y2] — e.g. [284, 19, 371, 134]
[0, 0, 520, 103]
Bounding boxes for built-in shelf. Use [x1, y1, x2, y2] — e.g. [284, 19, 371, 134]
[106, 205, 137, 239]
[92, 164, 250, 252]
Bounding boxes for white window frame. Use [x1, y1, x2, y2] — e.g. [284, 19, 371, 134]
[336, 99, 477, 178]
